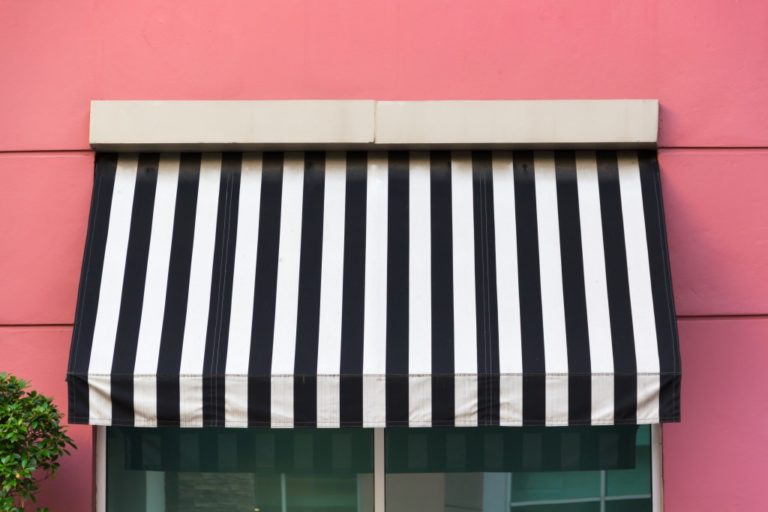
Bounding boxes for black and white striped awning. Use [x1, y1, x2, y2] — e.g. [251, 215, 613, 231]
[67, 150, 680, 428]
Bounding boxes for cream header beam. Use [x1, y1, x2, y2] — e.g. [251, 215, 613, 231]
[90, 100, 658, 150]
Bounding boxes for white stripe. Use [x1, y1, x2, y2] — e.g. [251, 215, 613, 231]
[576, 153, 615, 372]
[132, 154, 180, 426]
[492, 152, 522, 374]
[637, 374, 661, 423]
[88, 154, 138, 422]
[226, 154, 263, 374]
[224, 376, 248, 427]
[133, 377, 158, 427]
[591, 375, 615, 424]
[546, 375, 569, 426]
[533, 152, 569, 425]
[451, 152, 478, 426]
[271, 376, 294, 428]
[618, 152, 660, 420]
[618, 152, 660, 374]
[576, 152, 614, 424]
[316, 154, 347, 376]
[492, 152, 523, 425]
[270, 153, 305, 427]
[409, 152, 432, 426]
[316, 376, 341, 428]
[178, 153, 222, 427]
[454, 375, 478, 426]
[363, 375, 386, 427]
[133, 155, 179, 374]
[450, 152, 477, 374]
[224, 153, 263, 426]
[178, 377, 203, 427]
[408, 376, 432, 426]
[363, 152, 388, 427]
[88, 154, 138, 375]
[499, 375, 523, 426]
[316, 154, 346, 427]
[576, 152, 615, 424]
[87, 375, 113, 425]
[408, 152, 431, 373]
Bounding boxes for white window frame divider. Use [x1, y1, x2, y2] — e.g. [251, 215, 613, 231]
[95, 426, 106, 512]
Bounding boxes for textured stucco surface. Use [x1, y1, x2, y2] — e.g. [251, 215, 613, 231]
[664, 318, 768, 512]
[0, 328, 92, 512]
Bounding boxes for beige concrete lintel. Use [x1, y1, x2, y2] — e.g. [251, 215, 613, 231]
[90, 100, 376, 149]
[375, 100, 658, 146]
[90, 100, 658, 150]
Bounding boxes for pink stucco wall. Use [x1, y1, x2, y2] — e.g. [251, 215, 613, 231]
[1, 1, 767, 510]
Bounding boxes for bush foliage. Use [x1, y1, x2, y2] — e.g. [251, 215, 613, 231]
[0, 374, 75, 512]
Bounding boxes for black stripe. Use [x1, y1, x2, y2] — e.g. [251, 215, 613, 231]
[339, 152, 367, 427]
[472, 152, 500, 426]
[514, 151, 546, 426]
[638, 151, 681, 422]
[202, 153, 242, 426]
[248, 153, 284, 426]
[386, 151, 409, 426]
[111, 154, 159, 426]
[294, 152, 326, 427]
[156, 153, 201, 426]
[67, 153, 118, 424]
[555, 152, 592, 425]
[596, 151, 638, 424]
[430, 151, 455, 426]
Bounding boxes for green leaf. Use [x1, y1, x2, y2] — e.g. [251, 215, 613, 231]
[0, 373, 76, 510]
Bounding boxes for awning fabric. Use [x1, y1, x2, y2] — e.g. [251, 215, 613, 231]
[67, 151, 680, 428]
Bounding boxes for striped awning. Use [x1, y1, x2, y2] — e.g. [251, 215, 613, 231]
[67, 150, 680, 428]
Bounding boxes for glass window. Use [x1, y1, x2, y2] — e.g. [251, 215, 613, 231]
[385, 426, 652, 512]
[107, 428, 374, 512]
[106, 425, 652, 511]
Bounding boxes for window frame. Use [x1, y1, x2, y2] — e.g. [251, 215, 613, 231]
[95, 425, 663, 512]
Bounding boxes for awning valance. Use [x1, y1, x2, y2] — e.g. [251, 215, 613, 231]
[67, 150, 680, 428]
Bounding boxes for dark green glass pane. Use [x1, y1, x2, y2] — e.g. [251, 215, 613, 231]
[606, 426, 651, 496]
[510, 471, 601, 502]
[605, 498, 653, 512]
[284, 475, 364, 512]
[107, 428, 374, 512]
[166, 472, 283, 512]
[164, 473, 369, 512]
[605, 452, 651, 496]
[113, 426, 374, 474]
[386, 472, 511, 511]
[385, 426, 637, 473]
[512, 501, 601, 512]
[636, 425, 651, 446]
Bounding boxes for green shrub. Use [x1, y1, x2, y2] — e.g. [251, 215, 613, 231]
[0, 374, 76, 512]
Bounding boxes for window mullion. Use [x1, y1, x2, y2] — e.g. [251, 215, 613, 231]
[652, 424, 664, 512]
[600, 470, 607, 512]
[96, 426, 107, 512]
[374, 428, 385, 512]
